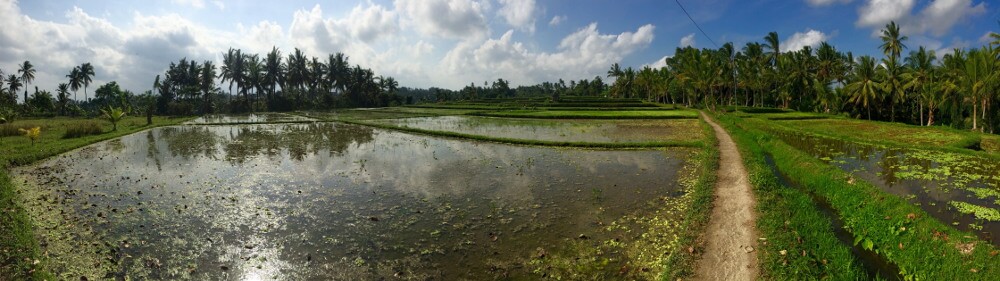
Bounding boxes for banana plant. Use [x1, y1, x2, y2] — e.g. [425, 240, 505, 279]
[18, 126, 40, 145]
[101, 105, 126, 131]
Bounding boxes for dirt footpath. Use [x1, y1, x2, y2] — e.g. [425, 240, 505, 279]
[694, 112, 759, 280]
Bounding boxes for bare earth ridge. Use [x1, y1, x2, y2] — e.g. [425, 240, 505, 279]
[694, 112, 760, 280]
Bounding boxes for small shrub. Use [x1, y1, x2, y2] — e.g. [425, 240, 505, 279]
[63, 121, 104, 138]
[0, 123, 43, 137]
[18, 127, 41, 145]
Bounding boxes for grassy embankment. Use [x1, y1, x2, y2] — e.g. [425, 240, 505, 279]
[0, 116, 193, 279]
[470, 109, 699, 119]
[735, 109, 998, 155]
[719, 112, 1000, 280]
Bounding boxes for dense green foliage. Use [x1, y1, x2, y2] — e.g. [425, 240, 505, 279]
[604, 24, 1000, 133]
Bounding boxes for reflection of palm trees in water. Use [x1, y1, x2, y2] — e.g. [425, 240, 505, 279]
[153, 123, 376, 163]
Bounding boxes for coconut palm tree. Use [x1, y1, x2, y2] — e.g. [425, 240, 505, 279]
[763, 32, 781, 67]
[67, 67, 82, 102]
[879, 21, 908, 60]
[264, 47, 282, 102]
[57, 83, 70, 116]
[880, 57, 906, 122]
[18, 60, 35, 104]
[848, 56, 880, 120]
[79, 62, 95, 101]
[962, 47, 997, 131]
[904, 46, 936, 125]
[245, 54, 264, 106]
[200, 60, 216, 113]
[219, 48, 237, 99]
[327, 53, 350, 95]
[7, 74, 22, 102]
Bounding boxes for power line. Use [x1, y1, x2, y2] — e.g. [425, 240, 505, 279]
[675, 0, 718, 48]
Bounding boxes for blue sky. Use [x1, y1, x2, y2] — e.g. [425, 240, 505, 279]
[0, 0, 996, 96]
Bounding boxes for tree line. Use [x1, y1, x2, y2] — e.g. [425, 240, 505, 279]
[155, 47, 403, 115]
[0, 47, 404, 120]
[606, 22, 1000, 133]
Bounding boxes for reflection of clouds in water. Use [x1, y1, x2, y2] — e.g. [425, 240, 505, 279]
[29, 121, 691, 279]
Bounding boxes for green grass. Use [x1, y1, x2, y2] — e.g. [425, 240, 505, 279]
[716, 114, 869, 279]
[61, 121, 105, 138]
[751, 112, 831, 120]
[0, 116, 193, 279]
[982, 135, 999, 154]
[472, 110, 699, 119]
[725, 113, 1000, 280]
[772, 118, 986, 151]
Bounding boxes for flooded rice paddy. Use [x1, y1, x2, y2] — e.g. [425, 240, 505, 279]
[773, 131, 1000, 245]
[371, 116, 703, 143]
[17, 121, 698, 280]
[186, 113, 317, 124]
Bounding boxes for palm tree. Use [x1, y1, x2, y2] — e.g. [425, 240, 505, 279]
[79, 62, 95, 101]
[286, 48, 307, 92]
[18, 60, 35, 104]
[607, 63, 623, 80]
[763, 32, 781, 67]
[876, 21, 909, 122]
[962, 47, 997, 131]
[880, 57, 906, 122]
[847, 56, 880, 120]
[326, 53, 350, 95]
[56, 83, 70, 115]
[67, 67, 82, 102]
[219, 48, 237, 99]
[307, 56, 325, 103]
[245, 54, 264, 106]
[264, 47, 282, 102]
[381, 76, 398, 95]
[7, 74, 22, 102]
[904, 46, 936, 125]
[200, 60, 216, 113]
[879, 21, 908, 60]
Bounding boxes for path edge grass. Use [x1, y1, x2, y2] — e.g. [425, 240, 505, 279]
[657, 115, 718, 279]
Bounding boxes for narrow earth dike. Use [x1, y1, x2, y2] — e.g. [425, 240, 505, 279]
[694, 112, 760, 280]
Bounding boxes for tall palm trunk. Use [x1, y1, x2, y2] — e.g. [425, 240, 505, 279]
[919, 103, 924, 126]
[927, 101, 935, 126]
[972, 97, 978, 131]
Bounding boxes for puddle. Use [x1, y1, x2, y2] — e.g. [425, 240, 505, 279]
[371, 115, 703, 143]
[773, 131, 1000, 245]
[19, 122, 695, 279]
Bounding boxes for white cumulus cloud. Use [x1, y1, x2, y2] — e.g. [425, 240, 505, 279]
[856, 0, 985, 37]
[395, 0, 488, 40]
[441, 23, 655, 87]
[498, 0, 537, 33]
[679, 33, 696, 48]
[549, 15, 566, 26]
[781, 29, 829, 52]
